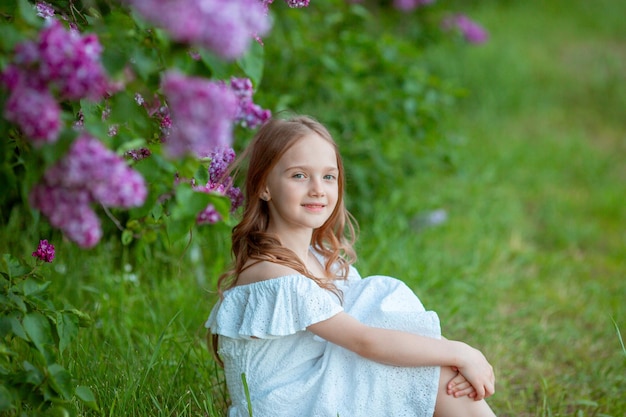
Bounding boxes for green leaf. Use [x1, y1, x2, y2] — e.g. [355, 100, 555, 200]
[66, 309, 93, 328]
[165, 219, 192, 244]
[22, 312, 54, 358]
[121, 229, 134, 246]
[56, 312, 78, 353]
[195, 163, 209, 185]
[0, 384, 13, 412]
[47, 406, 72, 417]
[199, 49, 234, 80]
[18, 0, 42, 27]
[7, 293, 27, 313]
[22, 360, 44, 386]
[171, 183, 213, 221]
[47, 364, 73, 400]
[0, 0, 18, 16]
[237, 41, 265, 87]
[8, 315, 29, 340]
[108, 91, 151, 133]
[208, 193, 231, 219]
[75, 385, 99, 411]
[0, 18, 25, 53]
[131, 46, 161, 81]
[22, 278, 52, 297]
[0, 254, 30, 279]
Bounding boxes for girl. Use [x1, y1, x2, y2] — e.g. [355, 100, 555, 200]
[206, 115, 497, 417]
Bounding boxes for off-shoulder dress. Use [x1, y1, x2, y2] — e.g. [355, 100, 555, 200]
[205, 265, 441, 417]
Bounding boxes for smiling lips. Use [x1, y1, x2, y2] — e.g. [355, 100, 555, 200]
[302, 203, 326, 211]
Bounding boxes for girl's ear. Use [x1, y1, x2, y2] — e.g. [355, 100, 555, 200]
[260, 187, 271, 202]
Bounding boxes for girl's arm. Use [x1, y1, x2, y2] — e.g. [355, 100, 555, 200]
[307, 312, 495, 400]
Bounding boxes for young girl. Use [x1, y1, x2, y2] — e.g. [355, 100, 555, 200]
[205, 115, 497, 417]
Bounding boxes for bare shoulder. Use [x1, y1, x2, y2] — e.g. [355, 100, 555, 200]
[235, 261, 300, 286]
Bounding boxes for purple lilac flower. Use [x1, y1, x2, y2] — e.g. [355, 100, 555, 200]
[441, 14, 489, 44]
[230, 77, 271, 129]
[2, 21, 110, 144]
[126, 147, 152, 161]
[30, 185, 102, 248]
[208, 147, 236, 183]
[196, 204, 222, 225]
[36, 20, 109, 100]
[32, 239, 55, 262]
[46, 135, 147, 208]
[30, 135, 147, 247]
[127, 0, 271, 60]
[285, 0, 310, 7]
[14, 41, 41, 66]
[393, 0, 434, 11]
[74, 109, 85, 130]
[62, 205, 103, 248]
[192, 147, 243, 224]
[134, 92, 145, 105]
[226, 186, 244, 211]
[35, 2, 55, 19]
[161, 71, 238, 158]
[4, 84, 62, 145]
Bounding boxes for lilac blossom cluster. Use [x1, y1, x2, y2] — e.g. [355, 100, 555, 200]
[230, 77, 271, 129]
[30, 135, 147, 248]
[126, 0, 270, 60]
[194, 147, 243, 225]
[126, 147, 152, 161]
[1, 20, 109, 145]
[32, 239, 55, 263]
[161, 71, 239, 158]
[35, 1, 55, 19]
[441, 14, 489, 44]
[261, 0, 311, 11]
[393, 0, 434, 12]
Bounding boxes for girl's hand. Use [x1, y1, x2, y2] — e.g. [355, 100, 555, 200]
[446, 367, 477, 398]
[454, 342, 496, 400]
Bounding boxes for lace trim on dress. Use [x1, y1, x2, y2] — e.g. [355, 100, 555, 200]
[205, 274, 343, 339]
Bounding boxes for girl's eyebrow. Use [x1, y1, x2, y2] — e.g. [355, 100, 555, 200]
[284, 165, 338, 172]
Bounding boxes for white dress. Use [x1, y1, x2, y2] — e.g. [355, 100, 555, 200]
[205, 265, 441, 417]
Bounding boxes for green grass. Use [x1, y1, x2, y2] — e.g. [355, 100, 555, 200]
[2, 0, 625, 415]
[356, 0, 626, 415]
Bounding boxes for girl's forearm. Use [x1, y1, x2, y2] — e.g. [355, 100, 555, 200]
[354, 327, 466, 368]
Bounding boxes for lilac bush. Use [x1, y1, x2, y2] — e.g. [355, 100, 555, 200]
[3, 79, 61, 145]
[208, 146, 236, 183]
[126, 0, 271, 59]
[29, 135, 147, 247]
[36, 21, 109, 100]
[230, 77, 272, 129]
[161, 71, 239, 158]
[194, 147, 243, 225]
[0, 0, 476, 252]
[2, 19, 109, 146]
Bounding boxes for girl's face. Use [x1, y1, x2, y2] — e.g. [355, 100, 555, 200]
[263, 132, 339, 237]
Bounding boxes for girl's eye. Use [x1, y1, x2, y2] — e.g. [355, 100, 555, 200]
[292, 173, 305, 179]
[324, 174, 337, 180]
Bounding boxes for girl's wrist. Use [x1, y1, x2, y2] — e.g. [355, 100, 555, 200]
[449, 340, 468, 369]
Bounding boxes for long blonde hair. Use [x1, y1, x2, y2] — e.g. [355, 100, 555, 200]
[217, 115, 358, 294]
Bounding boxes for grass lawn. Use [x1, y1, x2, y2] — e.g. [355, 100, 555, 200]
[357, 0, 626, 415]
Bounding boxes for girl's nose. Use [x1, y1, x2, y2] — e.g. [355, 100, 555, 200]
[309, 177, 325, 197]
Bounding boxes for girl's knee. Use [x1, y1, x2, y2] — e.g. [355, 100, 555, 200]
[434, 367, 497, 417]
